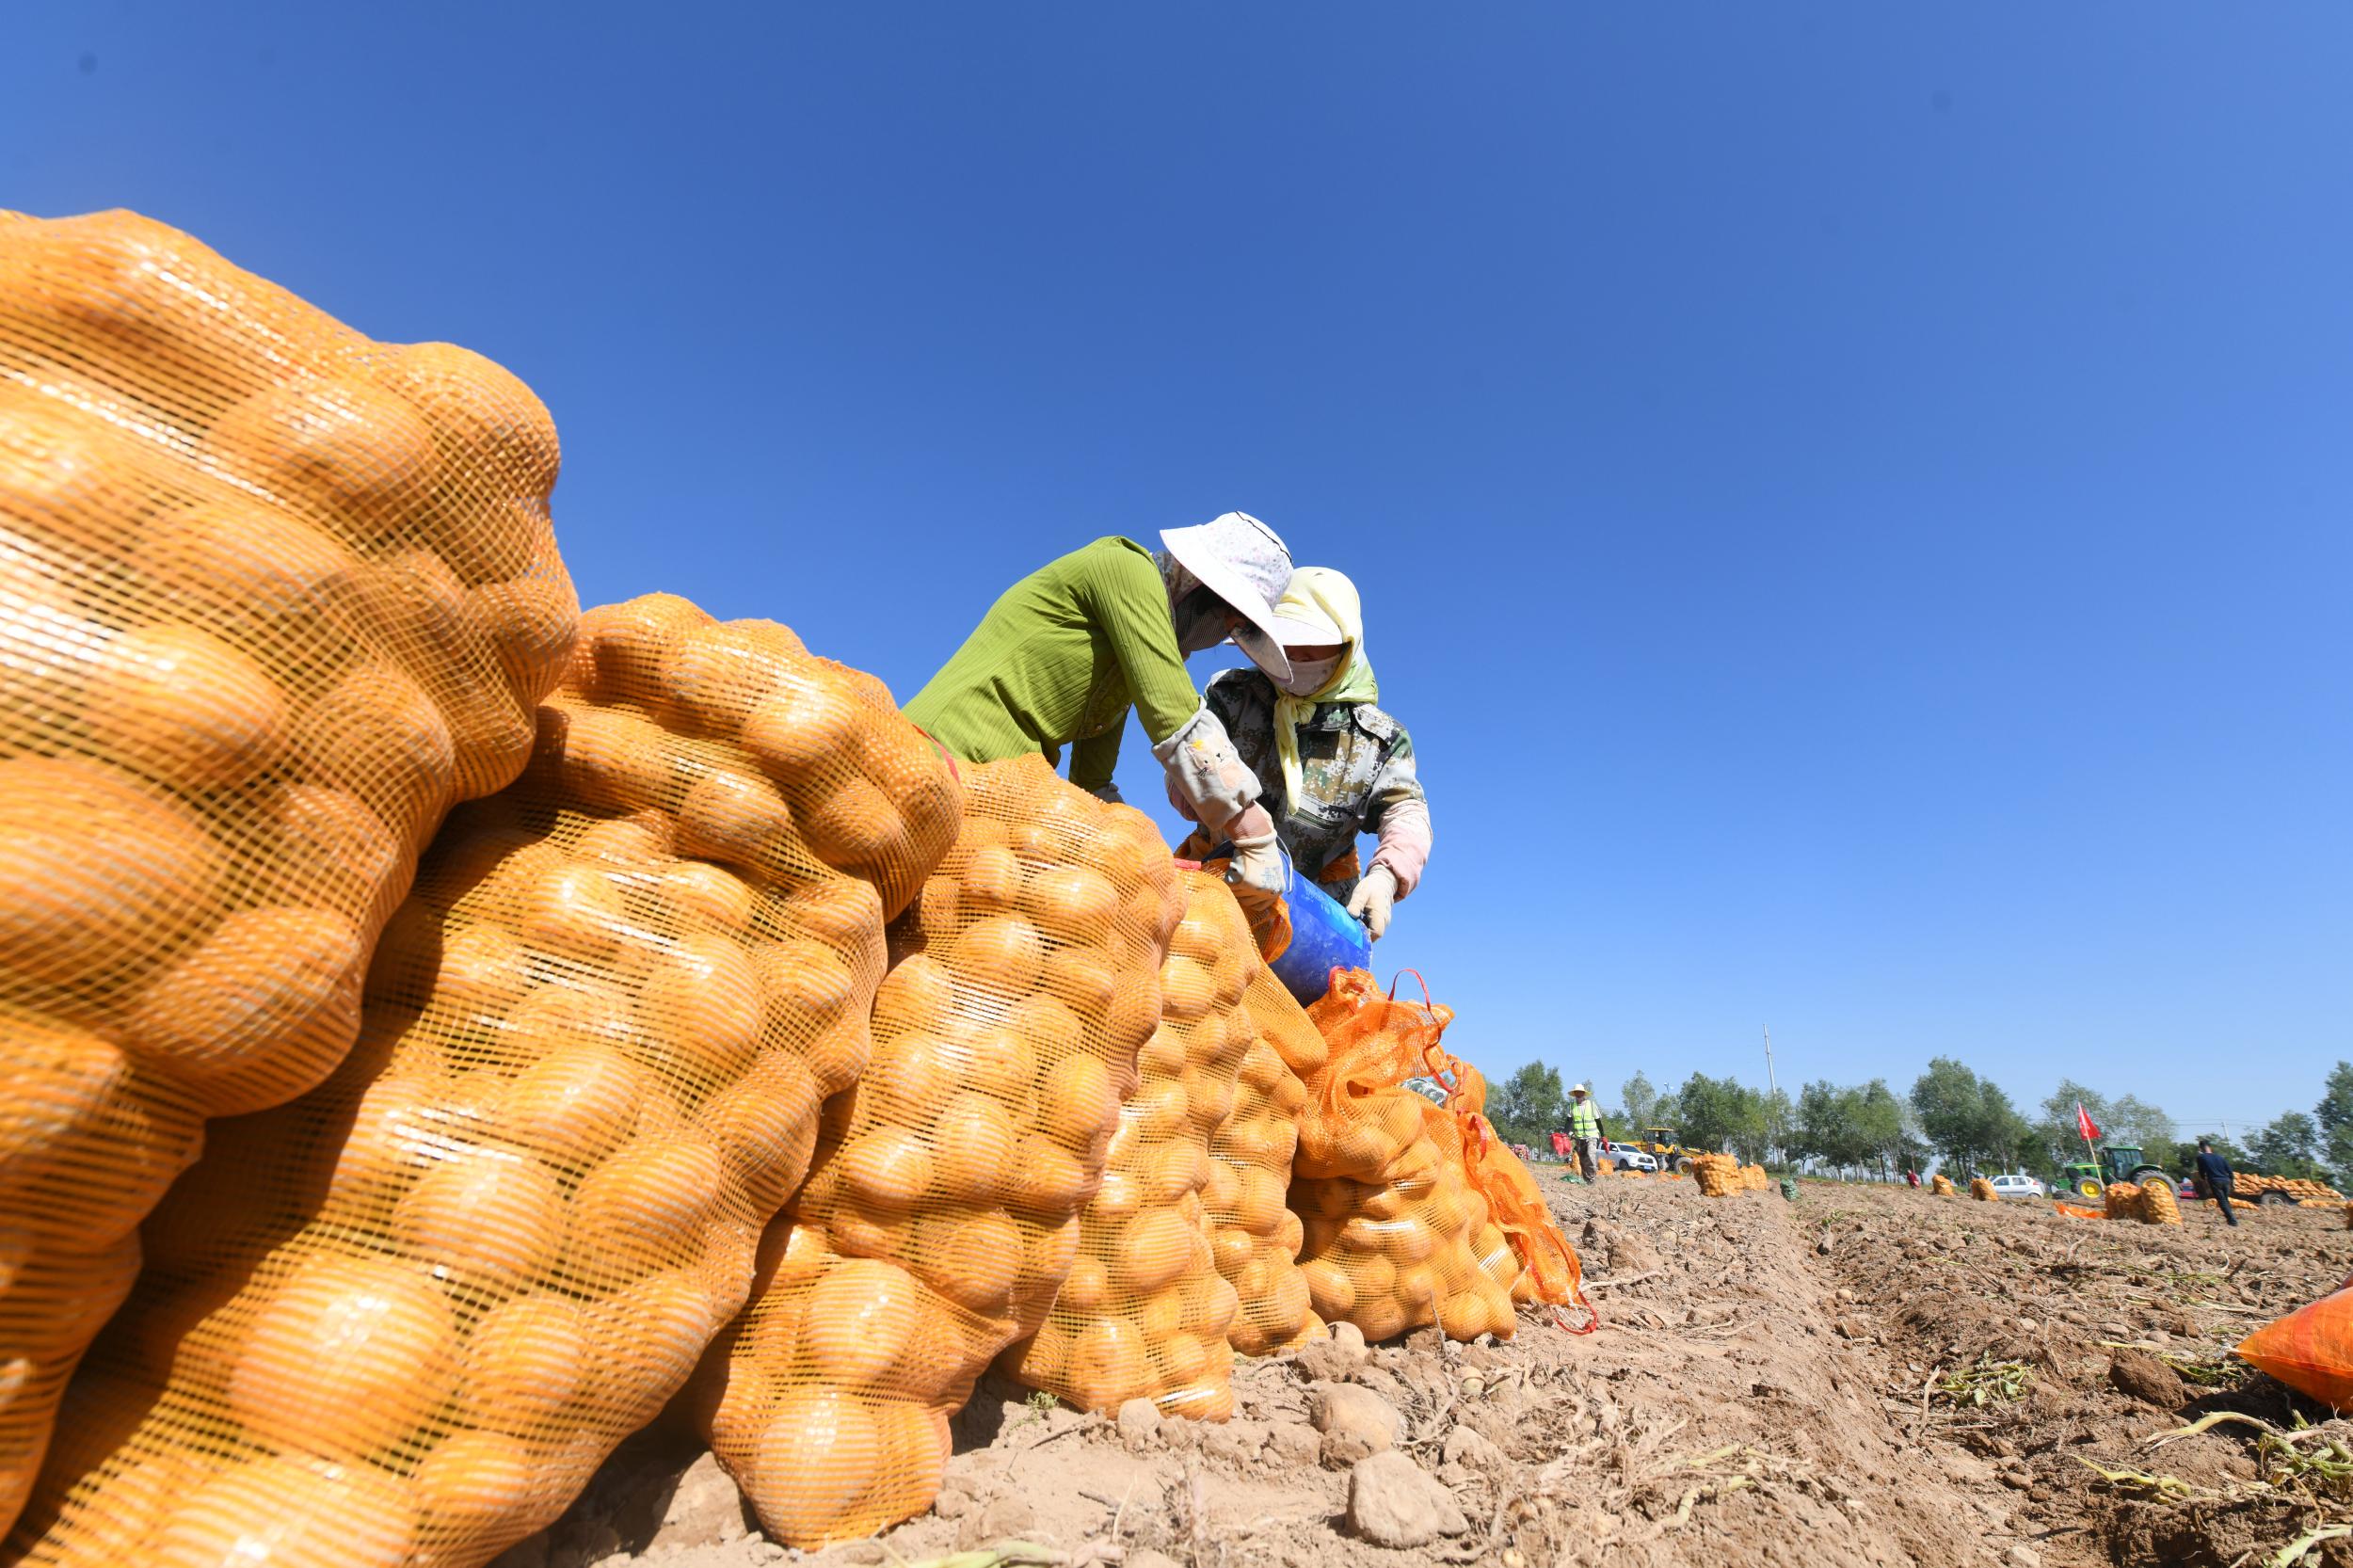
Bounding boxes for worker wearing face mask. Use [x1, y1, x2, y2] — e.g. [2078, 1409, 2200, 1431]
[904, 512, 1297, 897]
[1172, 568, 1431, 939]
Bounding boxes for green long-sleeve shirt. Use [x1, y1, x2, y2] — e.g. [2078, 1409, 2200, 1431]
[904, 536, 1203, 790]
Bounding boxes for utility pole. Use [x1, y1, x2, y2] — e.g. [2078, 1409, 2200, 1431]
[1763, 1025, 1780, 1162]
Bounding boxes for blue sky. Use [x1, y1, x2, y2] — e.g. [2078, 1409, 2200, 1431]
[9, 4, 2347, 1142]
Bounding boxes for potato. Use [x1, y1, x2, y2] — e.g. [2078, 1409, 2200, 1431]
[226, 1255, 457, 1458]
[461, 1293, 587, 1432]
[392, 1145, 566, 1288]
[368, 340, 560, 506]
[145, 1454, 418, 1568]
[121, 906, 365, 1114]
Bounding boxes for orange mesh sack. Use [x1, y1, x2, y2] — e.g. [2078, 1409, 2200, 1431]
[1289, 970, 1517, 1343]
[1929, 1174, 1956, 1196]
[1445, 1112, 1585, 1315]
[2103, 1181, 2140, 1219]
[10, 596, 956, 1568]
[693, 755, 1182, 1547]
[0, 211, 577, 1534]
[1206, 967, 1327, 1356]
[2137, 1181, 2182, 1225]
[2237, 1287, 2353, 1413]
[1002, 870, 1257, 1416]
[1691, 1154, 1737, 1197]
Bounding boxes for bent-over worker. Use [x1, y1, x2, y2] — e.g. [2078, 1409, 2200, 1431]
[904, 513, 1296, 895]
[1171, 568, 1432, 939]
[2194, 1139, 2238, 1227]
[1568, 1082, 1607, 1183]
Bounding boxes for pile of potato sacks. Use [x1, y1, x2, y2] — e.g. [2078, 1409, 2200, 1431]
[13, 594, 960, 1568]
[0, 210, 576, 1538]
[1, 209, 1592, 1564]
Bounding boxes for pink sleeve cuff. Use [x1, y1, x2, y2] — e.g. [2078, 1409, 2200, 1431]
[1369, 798, 1432, 898]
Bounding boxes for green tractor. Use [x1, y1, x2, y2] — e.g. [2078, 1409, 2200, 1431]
[2057, 1144, 2171, 1200]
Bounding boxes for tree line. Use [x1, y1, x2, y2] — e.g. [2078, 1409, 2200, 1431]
[1483, 1056, 2353, 1187]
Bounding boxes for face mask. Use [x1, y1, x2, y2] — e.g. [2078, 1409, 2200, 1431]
[1276, 653, 1341, 696]
[1170, 584, 1232, 655]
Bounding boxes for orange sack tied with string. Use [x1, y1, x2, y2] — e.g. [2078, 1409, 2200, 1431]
[0, 210, 577, 1534]
[1429, 1055, 1589, 1317]
[10, 594, 958, 1568]
[691, 755, 1183, 1548]
[1290, 969, 1546, 1342]
[2237, 1285, 2353, 1413]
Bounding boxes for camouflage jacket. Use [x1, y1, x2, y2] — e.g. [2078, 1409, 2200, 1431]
[1203, 668, 1428, 895]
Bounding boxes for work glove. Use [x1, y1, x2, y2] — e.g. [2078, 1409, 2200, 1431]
[1225, 828, 1288, 898]
[1345, 864, 1398, 940]
[1152, 705, 1261, 838]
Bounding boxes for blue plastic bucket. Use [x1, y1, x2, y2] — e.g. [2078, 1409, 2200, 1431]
[1267, 857, 1371, 1004]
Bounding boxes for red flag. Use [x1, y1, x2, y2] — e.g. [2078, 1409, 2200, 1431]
[2075, 1102, 2102, 1144]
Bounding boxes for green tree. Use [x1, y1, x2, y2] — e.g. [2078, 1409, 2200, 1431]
[1911, 1058, 2030, 1176]
[1488, 1061, 1566, 1149]
[2318, 1062, 2353, 1189]
[1621, 1071, 1660, 1135]
[2249, 1112, 2323, 1179]
[1854, 1080, 1914, 1179]
[2168, 1133, 2252, 1173]
[1674, 1072, 1768, 1158]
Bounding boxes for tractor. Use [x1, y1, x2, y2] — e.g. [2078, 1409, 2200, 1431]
[1633, 1126, 1694, 1175]
[2057, 1144, 2172, 1200]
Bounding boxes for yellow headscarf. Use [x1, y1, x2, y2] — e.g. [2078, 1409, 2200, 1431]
[1269, 568, 1380, 808]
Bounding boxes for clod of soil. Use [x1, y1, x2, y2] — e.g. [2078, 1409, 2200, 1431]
[1346, 1449, 1469, 1547]
[2105, 1347, 2189, 1408]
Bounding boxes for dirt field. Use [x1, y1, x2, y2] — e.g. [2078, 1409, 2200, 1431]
[493, 1178, 2353, 1568]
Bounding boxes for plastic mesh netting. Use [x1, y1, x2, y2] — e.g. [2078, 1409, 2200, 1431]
[9, 594, 956, 1567]
[0, 210, 578, 1534]
[1205, 966, 1325, 1356]
[693, 755, 1180, 1547]
[1002, 870, 1255, 1416]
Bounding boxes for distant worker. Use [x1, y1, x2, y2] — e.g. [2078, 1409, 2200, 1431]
[1906, 1169, 1921, 1190]
[2194, 1139, 2238, 1227]
[1567, 1082, 1607, 1182]
[1171, 568, 1432, 941]
[904, 514, 1297, 897]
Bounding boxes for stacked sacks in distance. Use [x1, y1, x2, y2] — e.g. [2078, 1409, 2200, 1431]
[10, 596, 954, 1568]
[0, 212, 575, 1532]
[1289, 970, 1520, 1344]
[1690, 1154, 1738, 1198]
[1205, 967, 1328, 1356]
[1004, 871, 1254, 1416]
[1929, 1175, 1956, 1196]
[2137, 1181, 2183, 1225]
[2102, 1181, 2141, 1220]
[695, 755, 1182, 1548]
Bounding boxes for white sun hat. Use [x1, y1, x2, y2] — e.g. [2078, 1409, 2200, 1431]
[1571, 1083, 1592, 1095]
[1160, 511, 1295, 685]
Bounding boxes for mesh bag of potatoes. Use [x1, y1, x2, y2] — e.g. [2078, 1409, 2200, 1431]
[1002, 870, 1259, 1416]
[0, 211, 578, 1534]
[1205, 966, 1329, 1356]
[1929, 1174, 1956, 1196]
[8, 595, 957, 1568]
[2102, 1181, 2140, 1220]
[2137, 1180, 2182, 1225]
[1690, 1153, 1737, 1197]
[1967, 1176, 1996, 1201]
[1425, 1066, 1588, 1322]
[689, 754, 1182, 1548]
[1289, 969, 1521, 1344]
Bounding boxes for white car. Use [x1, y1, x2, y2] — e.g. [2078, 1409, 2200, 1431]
[1984, 1173, 2045, 1199]
[1604, 1142, 1658, 1173]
